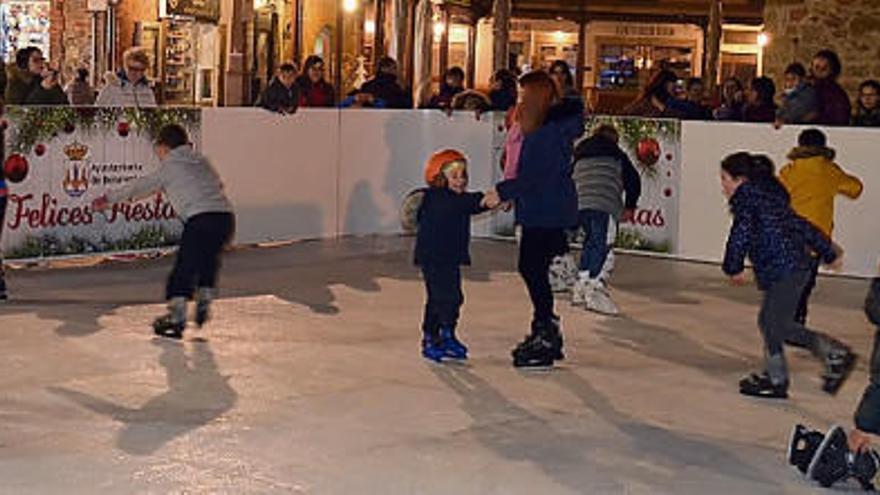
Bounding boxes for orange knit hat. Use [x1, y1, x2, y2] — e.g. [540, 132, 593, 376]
[424, 149, 467, 186]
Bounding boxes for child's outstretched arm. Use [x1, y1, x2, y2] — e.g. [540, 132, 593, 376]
[832, 163, 864, 199]
[722, 206, 753, 279]
[102, 168, 165, 207]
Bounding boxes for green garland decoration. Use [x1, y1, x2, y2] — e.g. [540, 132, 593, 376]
[4, 106, 201, 155]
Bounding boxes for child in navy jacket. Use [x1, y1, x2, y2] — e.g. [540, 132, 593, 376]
[408, 149, 487, 362]
[720, 152, 854, 399]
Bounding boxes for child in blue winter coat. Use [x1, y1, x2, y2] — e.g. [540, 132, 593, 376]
[408, 149, 488, 362]
[720, 152, 854, 399]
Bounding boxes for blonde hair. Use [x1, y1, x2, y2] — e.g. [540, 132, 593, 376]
[123, 47, 150, 68]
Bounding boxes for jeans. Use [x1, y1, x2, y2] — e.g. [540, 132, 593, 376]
[421, 264, 463, 337]
[519, 227, 567, 323]
[166, 212, 235, 300]
[577, 209, 611, 279]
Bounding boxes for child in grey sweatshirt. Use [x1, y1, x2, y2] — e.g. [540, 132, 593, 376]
[93, 124, 234, 339]
[570, 125, 641, 316]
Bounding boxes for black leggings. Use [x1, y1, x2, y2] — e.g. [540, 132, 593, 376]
[518, 227, 568, 323]
[166, 212, 235, 300]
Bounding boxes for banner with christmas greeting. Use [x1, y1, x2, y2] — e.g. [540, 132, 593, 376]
[1, 106, 201, 260]
[585, 117, 681, 254]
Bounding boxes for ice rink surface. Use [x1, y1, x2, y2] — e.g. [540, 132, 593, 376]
[0, 237, 874, 494]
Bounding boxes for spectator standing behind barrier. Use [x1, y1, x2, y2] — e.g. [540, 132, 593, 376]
[852, 80, 880, 127]
[810, 49, 851, 126]
[623, 69, 677, 118]
[743, 76, 777, 123]
[5, 47, 57, 105]
[256, 63, 300, 114]
[776, 63, 818, 126]
[96, 48, 157, 107]
[714, 77, 746, 121]
[341, 57, 412, 109]
[66, 68, 95, 106]
[489, 69, 517, 111]
[295, 56, 336, 108]
[427, 67, 465, 110]
[666, 77, 712, 120]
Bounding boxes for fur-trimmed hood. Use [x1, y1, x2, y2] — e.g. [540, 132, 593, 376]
[787, 145, 836, 161]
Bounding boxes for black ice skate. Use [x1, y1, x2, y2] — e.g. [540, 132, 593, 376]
[153, 297, 187, 340]
[153, 315, 185, 340]
[788, 424, 825, 474]
[739, 372, 788, 399]
[851, 448, 880, 491]
[512, 320, 563, 368]
[808, 425, 851, 488]
[822, 348, 857, 395]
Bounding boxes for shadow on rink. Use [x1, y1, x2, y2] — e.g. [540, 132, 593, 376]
[48, 339, 236, 456]
[0, 237, 507, 337]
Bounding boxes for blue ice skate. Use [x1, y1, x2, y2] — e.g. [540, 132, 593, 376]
[440, 327, 468, 360]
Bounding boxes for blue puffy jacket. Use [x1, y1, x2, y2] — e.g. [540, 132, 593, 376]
[722, 177, 837, 289]
[496, 98, 584, 228]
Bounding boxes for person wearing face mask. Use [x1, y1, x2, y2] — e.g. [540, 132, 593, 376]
[852, 80, 880, 127]
[810, 49, 851, 126]
[776, 63, 819, 126]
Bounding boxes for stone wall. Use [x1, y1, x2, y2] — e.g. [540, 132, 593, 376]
[49, 0, 94, 78]
[763, 0, 880, 95]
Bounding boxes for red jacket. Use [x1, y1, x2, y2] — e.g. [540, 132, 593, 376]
[296, 76, 336, 107]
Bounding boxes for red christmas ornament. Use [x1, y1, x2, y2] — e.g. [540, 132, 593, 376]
[664, 188, 673, 198]
[665, 153, 674, 161]
[34, 143, 46, 156]
[3, 154, 29, 183]
[0, 119, 7, 131]
[117, 121, 130, 137]
[63, 122, 75, 134]
[637, 137, 661, 167]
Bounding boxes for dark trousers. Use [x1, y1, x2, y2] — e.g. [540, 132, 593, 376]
[421, 264, 463, 337]
[795, 256, 820, 324]
[166, 212, 235, 300]
[577, 209, 611, 278]
[519, 227, 568, 323]
[759, 268, 837, 382]
[856, 280, 880, 433]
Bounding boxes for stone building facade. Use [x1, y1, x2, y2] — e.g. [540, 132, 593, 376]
[763, 0, 880, 95]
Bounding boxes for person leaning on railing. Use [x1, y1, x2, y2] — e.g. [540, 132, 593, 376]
[96, 47, 157, 108]
[852, 80, 880, 127]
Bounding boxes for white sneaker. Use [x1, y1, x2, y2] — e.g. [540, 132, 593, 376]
[571, 279, 594, 306]
[584, 281, 620, 316]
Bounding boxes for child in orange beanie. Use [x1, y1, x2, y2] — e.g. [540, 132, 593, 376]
[405, 149, 489, 362]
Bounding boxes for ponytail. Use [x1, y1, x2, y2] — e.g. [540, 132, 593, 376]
[721, 152, 776, 182]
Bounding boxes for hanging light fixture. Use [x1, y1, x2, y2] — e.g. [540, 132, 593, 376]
[343, 0, 358, 13]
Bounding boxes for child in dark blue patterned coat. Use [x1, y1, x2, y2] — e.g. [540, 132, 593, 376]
[411, 149, 488, 362]
[720, 152, 854, 399]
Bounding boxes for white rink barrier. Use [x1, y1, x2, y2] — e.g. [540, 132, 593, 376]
[4, 108, 879, 277]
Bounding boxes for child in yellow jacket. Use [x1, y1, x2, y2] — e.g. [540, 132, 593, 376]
[779, 128, 863, 325]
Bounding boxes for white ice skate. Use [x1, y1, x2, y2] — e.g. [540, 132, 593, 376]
[571, 278, 593, 306]
[550, 253, 577, 293]
[583, 279, 620, 316]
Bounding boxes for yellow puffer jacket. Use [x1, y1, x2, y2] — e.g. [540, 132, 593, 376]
[778, 146, 863, 237]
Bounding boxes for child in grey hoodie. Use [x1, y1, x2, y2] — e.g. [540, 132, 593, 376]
[93, 124, 234, 339]
[570, 125, 641, 316]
